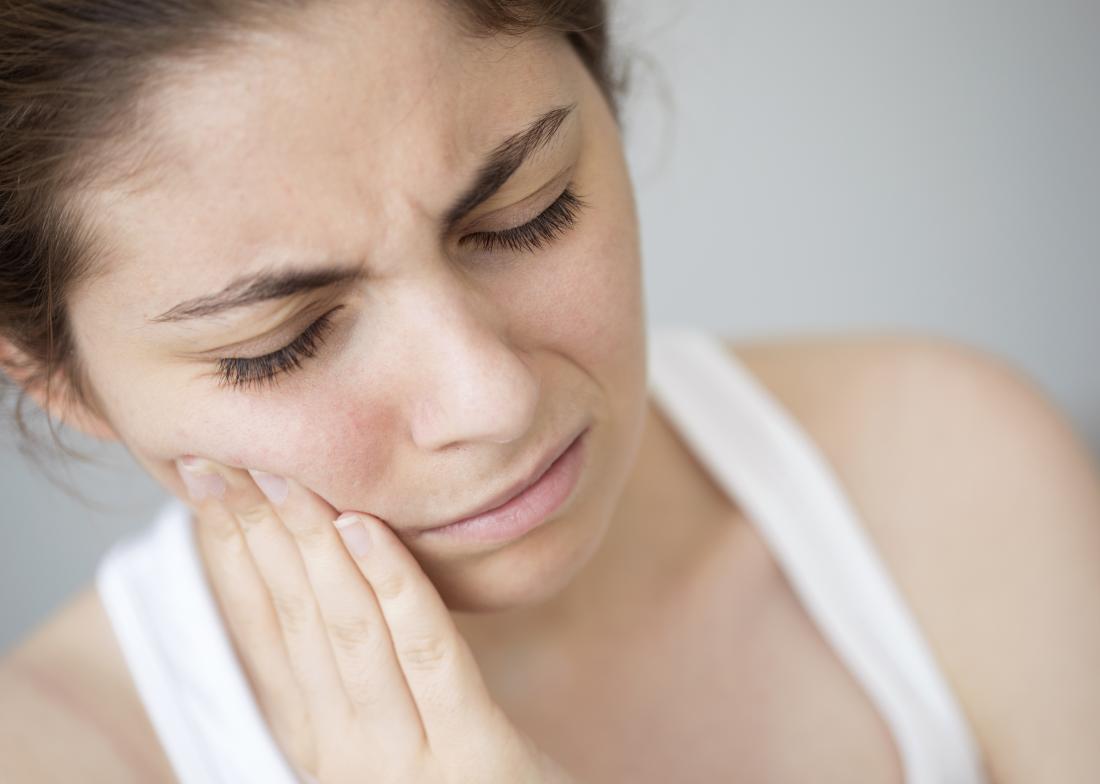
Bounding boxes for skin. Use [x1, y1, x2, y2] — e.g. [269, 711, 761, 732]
[67, 0, 656, 619]
[35, 2, 729, 776]
[4, 0, 1100, 781]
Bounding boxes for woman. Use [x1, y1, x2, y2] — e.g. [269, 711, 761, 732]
[1, 1, 1098, 781]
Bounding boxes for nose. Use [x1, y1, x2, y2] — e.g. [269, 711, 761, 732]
[399, 277, 541, 451]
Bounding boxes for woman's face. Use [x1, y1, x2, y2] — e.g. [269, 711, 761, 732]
[67, 0, 648, 611]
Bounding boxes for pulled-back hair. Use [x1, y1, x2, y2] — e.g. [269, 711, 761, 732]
[0, 0, 623, 443]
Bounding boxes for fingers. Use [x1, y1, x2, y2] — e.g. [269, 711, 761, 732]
[176, 457, 424, 749]
[336, 513, 500, 751]
[181, 474, 316, 771]
[177, 457, 355, 740]
[176, 455, 499, 762]
[245, 471, 423, 735]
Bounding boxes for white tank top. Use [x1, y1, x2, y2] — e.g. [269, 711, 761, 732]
[95, 323, 990, 784]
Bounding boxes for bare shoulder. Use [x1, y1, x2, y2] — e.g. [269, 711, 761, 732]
[725, 330, 1100, 783]
[0, 585, 176, 783]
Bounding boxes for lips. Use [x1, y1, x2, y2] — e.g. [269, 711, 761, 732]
[420, 425, 587, 532]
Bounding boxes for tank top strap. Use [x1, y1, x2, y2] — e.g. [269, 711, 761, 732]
[646, 323, 989, 784]
[95, 501, 304, 784]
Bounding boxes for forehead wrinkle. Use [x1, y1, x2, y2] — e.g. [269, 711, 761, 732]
[72, 8, 579, 310]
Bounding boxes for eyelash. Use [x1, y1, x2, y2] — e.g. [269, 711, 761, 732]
[460, 185, 587, 254]
[217, 186, 585, 391]
[216, 308, 340, 391]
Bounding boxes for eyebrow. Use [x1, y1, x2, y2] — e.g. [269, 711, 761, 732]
[151, 103, 578, 324]
[443, 102, 577, 229]
[151, 265, 364, 323]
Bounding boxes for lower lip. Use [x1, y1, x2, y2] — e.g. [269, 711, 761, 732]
[419, 427, 589, 546]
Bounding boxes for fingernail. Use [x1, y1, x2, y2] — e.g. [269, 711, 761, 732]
[334, 513, 372, 558]
[248, 469, 289, 506]
[175, 458, 226, 501]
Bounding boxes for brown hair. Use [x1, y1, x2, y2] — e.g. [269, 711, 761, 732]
[0, 0, 624, 448]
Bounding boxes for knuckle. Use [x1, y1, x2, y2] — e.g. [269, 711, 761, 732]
[286, 520, 330, 549]
[325, 615, 373, 655]
[203, 515, 243, 547]
[270, 592, 312, 634]
[233, 503, 273, 531]
[396, 633, 451, 670]
[370, 570, 409, 603]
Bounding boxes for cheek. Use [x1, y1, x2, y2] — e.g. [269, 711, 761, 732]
[552, 138, 643, 366]
[223, 386, 396, 505]
[284, 389, 395, 506]
[534, 201, 642, 373]
[119, 376, 396, 508]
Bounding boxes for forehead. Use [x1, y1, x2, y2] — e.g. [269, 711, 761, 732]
[80, 0, 578, 297]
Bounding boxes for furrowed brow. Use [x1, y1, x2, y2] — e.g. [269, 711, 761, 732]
[150, 104, 575, 324]
[444, 103, 577, 229]
[151, 264, 362, 323]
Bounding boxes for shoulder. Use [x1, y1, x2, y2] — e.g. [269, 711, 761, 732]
[725, 330, 1100, 783]
[0, 585, 177, 783]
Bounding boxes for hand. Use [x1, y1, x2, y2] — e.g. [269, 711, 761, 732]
[175, 457, 576, 784]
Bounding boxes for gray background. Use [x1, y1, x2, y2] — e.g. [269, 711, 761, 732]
[2, 0, 1098, 652]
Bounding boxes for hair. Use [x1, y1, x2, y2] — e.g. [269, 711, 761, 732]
[0, 0, 624, 453]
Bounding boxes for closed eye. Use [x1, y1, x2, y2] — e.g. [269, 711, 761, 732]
[459, 184, 587, 254]
[214, 306, 342, 391]
[210, 185, 586, 392]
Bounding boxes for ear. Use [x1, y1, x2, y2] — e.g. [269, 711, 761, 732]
[0, 337, 120, 442]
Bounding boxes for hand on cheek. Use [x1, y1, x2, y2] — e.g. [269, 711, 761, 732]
[171, 456, 574, 783]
